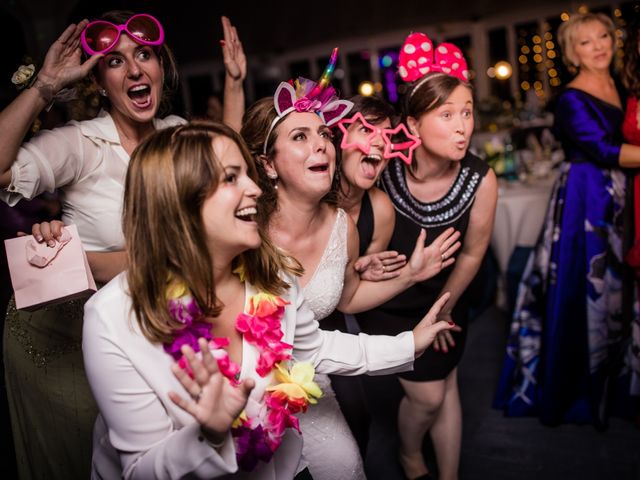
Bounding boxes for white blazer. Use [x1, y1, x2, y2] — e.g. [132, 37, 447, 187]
[83, 272, 415, 479]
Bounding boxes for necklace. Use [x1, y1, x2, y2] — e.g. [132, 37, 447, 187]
[164, 285, 322, 471]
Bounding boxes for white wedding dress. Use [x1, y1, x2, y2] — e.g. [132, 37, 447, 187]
[300, 208, 366, 480]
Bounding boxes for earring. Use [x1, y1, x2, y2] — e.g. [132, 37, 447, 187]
[267, 171, 278, 189]
[99, 88, 107, 97]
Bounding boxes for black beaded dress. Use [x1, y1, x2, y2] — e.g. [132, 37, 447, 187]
[357, 153, 489, 380]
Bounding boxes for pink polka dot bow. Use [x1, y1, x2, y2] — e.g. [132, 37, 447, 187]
[398, 32, 470, 83]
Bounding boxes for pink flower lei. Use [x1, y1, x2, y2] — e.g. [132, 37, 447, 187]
[164, 287, 322, 472]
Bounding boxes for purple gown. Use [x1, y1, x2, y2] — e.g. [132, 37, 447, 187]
[494, 88, 639, 428]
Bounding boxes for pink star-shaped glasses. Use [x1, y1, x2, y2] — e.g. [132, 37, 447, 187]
[337, 112, 421, 165]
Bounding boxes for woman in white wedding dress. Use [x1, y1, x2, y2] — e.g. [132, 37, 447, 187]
[240, 74, 460, 479]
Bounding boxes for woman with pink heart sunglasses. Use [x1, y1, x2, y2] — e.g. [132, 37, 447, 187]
[0, 10, 185, 479]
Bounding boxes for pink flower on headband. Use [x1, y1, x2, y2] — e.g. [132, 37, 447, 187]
[398, 33, 469, 83]
[273, 80, 353, 126]
[294, 98, 322, 112]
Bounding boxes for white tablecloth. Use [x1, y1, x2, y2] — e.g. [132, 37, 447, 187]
[491, 172, 559, 274]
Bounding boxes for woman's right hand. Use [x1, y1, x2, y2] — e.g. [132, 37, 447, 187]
[29, 220, 65, 247]
[169, 338, 254, 445]
[354, 251, 407, 281]
[406, 228, 461, 284]
[38, 20, 103, 93]
[220, 16, 246, 83]
[432, 312, 463, 353]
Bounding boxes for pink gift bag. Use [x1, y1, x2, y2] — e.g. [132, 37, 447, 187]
[4, 224, 97, 311]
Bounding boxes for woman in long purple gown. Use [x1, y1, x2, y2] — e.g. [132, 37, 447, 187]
[495, 12, 640, 428]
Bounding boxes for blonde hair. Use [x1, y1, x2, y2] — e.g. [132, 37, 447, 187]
[123, 120, 301, 344]
[557, 12, 617, 74]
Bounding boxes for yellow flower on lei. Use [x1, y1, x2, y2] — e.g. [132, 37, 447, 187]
[165, 279, 188, 300]
[247, 292, 289, 317]
[266, 362, 322, 404]
[232, 410, 249, 428]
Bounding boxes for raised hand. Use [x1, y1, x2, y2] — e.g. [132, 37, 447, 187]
[220, 16, 246, 82]
[355, 250, 407, 281]
[169, 338, 254, 444]
[39, 20, 103, 93]
[407, 228, 461, 283]
[412, 292, 455, 356]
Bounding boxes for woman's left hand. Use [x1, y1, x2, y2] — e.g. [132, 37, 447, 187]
[407, 228, 461, 283]
[169, 338, 254, 444]
[354, 250, 407, 281]
[412, 292, 456, 356]
[432, 312, 462, 353]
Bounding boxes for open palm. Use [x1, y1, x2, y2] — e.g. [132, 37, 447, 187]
[169, 339, 254, 438]
[40, 20, 102, 92]
[221, 16, 246, 82]
[408, 228, 461, 282]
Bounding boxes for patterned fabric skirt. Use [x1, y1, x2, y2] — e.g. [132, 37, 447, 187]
[494, 162, 639, 428]
[4, 297, 96, 479]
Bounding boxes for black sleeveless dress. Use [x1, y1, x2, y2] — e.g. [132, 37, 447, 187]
[357, 153, 489, 381]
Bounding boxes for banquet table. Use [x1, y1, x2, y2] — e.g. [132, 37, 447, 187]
[491, 171, 559, 276]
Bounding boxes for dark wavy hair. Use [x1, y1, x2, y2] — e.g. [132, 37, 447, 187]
[622, 17, 640, 97]
[334, 95, 397, 197]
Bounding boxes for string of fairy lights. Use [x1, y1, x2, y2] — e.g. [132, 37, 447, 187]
[494, 5, 629, 101]
[350, 4, 633, 104]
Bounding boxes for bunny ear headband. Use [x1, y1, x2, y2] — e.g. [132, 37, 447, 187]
[398, 32, 470, 98]
[262, 48, 353, 155]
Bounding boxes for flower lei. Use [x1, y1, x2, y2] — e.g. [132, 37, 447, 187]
[164, 284, 322, 472]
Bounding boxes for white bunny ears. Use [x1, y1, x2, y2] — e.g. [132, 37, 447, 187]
[262, 48, 353, 155]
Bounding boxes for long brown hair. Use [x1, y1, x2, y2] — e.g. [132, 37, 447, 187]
[622, 18, 640, 97]
[241, 98, 339, 223]
[123, 120, 301, 344]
